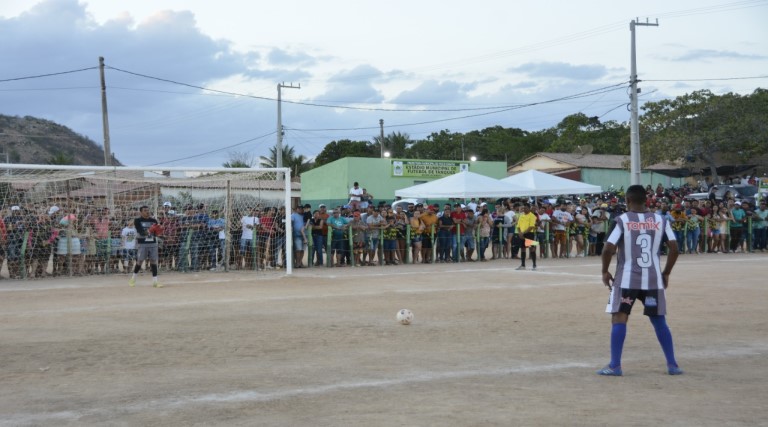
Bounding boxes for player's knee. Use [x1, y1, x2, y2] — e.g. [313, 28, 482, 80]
[611, 312, 628, 324]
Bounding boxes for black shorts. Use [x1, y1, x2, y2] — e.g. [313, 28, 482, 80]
[606, 288, 667, 316]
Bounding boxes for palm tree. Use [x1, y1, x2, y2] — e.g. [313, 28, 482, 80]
[223, 150, 256, 168]
[259, 144, 312, 177]
[47, 152, 74, 165]
[374, 131, 412, 158]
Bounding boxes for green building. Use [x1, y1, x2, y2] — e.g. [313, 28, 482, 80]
[300, 157, 507, 208]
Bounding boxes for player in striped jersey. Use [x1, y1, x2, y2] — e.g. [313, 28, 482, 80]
[597, 185, 682, 376]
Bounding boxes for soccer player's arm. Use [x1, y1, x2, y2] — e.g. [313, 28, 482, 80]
[601, 219, 622, 289]
[662, 220, 679, 289]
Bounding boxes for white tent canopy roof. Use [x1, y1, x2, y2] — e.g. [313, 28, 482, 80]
[395, 171, 530, 199]
[500, 169, 602, 196]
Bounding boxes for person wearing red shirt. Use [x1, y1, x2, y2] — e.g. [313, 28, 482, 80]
[450, 203, 466, 261]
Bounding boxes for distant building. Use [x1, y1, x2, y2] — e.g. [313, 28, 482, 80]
[300, 157, 507, 208]
[508, 153, 687, 189]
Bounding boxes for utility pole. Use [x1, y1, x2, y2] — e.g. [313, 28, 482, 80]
[629, 18, 658, 186]
[99, 56, 115, 211]
[99, 57, 112, 167]
[379, 119, 385, 157]
[276, 82, 300, 169]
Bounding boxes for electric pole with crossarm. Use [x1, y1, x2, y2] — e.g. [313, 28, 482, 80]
[277, 82, 300, 169]
[629, 18, 658, 186]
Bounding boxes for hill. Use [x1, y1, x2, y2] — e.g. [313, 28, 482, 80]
[0, 114, 121, 166]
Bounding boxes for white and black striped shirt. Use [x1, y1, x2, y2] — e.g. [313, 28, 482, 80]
[606, 211, 676, 290]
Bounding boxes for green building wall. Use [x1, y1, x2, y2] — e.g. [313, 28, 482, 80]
[300, 157, 507, 208]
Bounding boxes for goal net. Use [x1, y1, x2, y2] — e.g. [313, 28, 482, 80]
[0, 164, 294, 280]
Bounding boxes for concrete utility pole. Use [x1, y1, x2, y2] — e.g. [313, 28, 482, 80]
[629, 18, 658, 186]
[276, 82, 300, 168]
[99, 57, 112, 167]
[379, 119, 385, 157]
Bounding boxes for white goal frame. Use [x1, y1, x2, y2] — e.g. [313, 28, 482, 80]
[0, 164, 295, 277]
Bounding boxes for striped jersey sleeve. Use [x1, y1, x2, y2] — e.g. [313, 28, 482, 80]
[607, 212, 674, 290]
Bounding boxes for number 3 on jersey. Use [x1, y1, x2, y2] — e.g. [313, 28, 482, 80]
[635, 234, 652, 268]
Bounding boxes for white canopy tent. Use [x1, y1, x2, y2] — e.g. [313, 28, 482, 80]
[500, 169, 602, 196]
[395, 171, 530, 199]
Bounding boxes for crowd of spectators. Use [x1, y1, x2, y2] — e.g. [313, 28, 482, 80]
[292, 181, 767, 268]
[0, 179, 764, 279]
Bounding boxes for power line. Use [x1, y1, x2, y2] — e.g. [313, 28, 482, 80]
[104, 64, 632, 114]
[286, 84, 629, 132]
[0, 66, 98, 83]
[644, 75, 768, 82]
[147, 131, 277, 166]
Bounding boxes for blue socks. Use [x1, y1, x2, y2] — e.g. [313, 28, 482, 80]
[610, 323, 627, 368]
[650, 315, 678, 367]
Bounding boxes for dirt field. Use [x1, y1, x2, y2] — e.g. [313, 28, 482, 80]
[1, 253, 766, 427]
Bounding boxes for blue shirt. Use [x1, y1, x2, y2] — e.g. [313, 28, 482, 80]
[731, 208, 745, 228]
[208, 217, 225, 238]
[291, 212, 305, 236]
[326, 216, 349, 236]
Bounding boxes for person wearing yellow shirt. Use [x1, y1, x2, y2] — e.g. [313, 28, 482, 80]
[515, 204, 539, 271]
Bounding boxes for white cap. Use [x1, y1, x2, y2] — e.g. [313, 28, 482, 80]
[163, 201, 172, 207]
[48, 206, 60, 215]
[11, 205, 20, 211]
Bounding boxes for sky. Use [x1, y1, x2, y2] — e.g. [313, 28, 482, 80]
[0, 0, 766, 168]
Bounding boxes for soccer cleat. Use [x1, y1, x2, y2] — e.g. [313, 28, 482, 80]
[515, 265, 526, 271]
[153, 282, 163, 288]
[128, 277, 136, 287]
[531, 266, 537, 271]
[596, 365, 623, 376]
[668, 365, 684, 375]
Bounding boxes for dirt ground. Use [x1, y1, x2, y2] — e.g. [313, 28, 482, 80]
[0, 253, 766, 427]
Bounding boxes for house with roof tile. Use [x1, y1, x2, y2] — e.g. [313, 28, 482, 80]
[507, 153, 687, 190]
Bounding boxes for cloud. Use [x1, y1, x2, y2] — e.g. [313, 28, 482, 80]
[508, 62, 609, 80]
[327, 64, 382, 83]
[0, 0, 301, 166]
[668, 49, 767, 62]
[314, 65, 385, 104]
[267, 48, 317, 66]
[391, 80, 475, 105]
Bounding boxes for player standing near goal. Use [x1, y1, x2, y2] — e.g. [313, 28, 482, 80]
[129, 206, 162, 288]
[598, 185, 682, 376]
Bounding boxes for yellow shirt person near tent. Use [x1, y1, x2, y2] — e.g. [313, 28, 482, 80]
[515, 205, 539, 271]
[516, 210, 538, 236]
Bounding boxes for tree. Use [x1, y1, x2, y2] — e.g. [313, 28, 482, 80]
[405, 127, 545, 166]
[640, 89, 768, 182]
[222, 150, 256, 168]
[259, 144, 312, 177]
[405, 130, 461, 160]
[375, 131, 412, 158]
[47, 152, 74, 165]
[313, 139, 378, 167]
[542, 113, 629, 155]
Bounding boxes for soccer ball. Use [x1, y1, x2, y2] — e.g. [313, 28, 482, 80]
[396, 309, 414, 325]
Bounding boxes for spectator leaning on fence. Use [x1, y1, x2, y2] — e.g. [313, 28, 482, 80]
[729, 202, 746, 253]
[754, 201, 768, 251]
[291, 205, 307, 268]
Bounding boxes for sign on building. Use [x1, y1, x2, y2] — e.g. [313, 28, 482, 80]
[392, 160, 469, 177]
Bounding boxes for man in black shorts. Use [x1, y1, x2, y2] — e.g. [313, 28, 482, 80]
[598, 185, 681, 376]
[129, 206, 162, 288]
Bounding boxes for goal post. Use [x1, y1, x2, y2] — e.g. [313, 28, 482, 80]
[0, 164, 295, 279]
